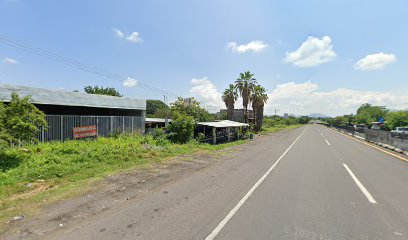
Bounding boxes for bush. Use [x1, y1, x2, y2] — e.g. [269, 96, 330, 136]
[196, 133, 205, 143]
[168, 112, 195, 144]
[1, 93, 47, 145]
[149, 127, 170, 146]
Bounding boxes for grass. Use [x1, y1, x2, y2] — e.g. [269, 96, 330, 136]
[260, 124, 303, 134]
[0, 133, 246, 229]
[0, 124, 301, 229]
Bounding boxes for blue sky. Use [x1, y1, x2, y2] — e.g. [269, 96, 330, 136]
[0, 0, 407, 116]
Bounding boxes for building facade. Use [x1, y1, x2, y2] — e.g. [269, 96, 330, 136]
[216, 109, 254, 123]
[0, 84, 146, 141]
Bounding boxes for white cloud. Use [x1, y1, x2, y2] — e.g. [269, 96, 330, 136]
[189, 77, 224, 112]
[113, 28, 124, 39]
[2, 57, 18, 64]
[285, 36, 336, 67]
[187, 77, 408, 116]
[126, 32, 143, 43]
[354, 52, 396, 71]
[123, 77, 138, 87]
[226, 40, 268, 53]
[265, 81, 408, 116]
[113, 28, 142, 43]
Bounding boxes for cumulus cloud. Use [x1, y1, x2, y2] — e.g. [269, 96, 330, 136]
[2, 57, 18, 64]
[123, 77, 138, 87]
[188, 77, 224, 111]
[226, 41, 268, 53]
[113, 28, 142, 43]
[188, 77, 408, 116]
[265, 81, 408, 116]
[354, 52, 396, 71]
[285, 36, 336, 67]
[126, 32, 143, 43]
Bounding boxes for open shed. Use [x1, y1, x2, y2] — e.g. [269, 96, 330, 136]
[196, 120, 249, 144]
[145, 118, 171, 133]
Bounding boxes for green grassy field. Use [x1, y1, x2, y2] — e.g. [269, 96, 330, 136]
[0, 124, 302, 228]
[0, 133, 246, 227]
[260, 124, 303, 134]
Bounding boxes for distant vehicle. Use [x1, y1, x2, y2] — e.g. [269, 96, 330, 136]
[391, 127, 408, 134]
[370, 122, 383, 130]
[353, 124, 367, 130]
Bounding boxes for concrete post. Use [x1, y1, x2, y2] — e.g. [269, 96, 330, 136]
[60, 115, 63, 141]
[212, 127, 216, 145]
[227, 127, 231, 142]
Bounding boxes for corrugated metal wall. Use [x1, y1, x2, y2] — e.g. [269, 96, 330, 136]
[37, 115, 145, 142]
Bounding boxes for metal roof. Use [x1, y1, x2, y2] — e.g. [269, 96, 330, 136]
[146, 118, 172, 123]
[0, 84, 146, 110]
[197, 120, 249, 128]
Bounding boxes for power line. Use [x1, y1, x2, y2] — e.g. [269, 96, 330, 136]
[0, 34, 179, 99]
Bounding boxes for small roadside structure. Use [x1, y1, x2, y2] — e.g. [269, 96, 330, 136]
[145, 118, 171, 133]
[196, 120, 249, 144]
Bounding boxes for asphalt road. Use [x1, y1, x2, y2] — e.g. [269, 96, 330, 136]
[47, 125, 408, 240]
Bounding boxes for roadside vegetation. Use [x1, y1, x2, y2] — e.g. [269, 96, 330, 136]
[325, 103, 408, 130]
[261, 115, 309, 133]
[0, 132, 246, 222]
[0, 72, 310, 227]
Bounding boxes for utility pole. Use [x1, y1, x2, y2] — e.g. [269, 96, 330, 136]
[275, 108, 278, 116]
[164, 95, 169, 128]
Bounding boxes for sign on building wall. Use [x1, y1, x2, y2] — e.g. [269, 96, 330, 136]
[73, 125, 97, 139]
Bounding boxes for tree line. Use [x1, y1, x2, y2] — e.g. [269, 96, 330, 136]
[325, 103, 408, 130]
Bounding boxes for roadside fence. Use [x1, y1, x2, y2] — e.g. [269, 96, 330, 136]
[331, 125, 408, 152]
[36, 115, 145, 142]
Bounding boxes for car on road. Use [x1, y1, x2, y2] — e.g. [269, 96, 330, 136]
[353, 124, 367, 132]
[391, 127, 408, 134]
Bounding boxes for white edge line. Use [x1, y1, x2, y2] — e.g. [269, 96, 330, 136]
[205, 127, 308, 240]
[325, 139, 331, 146]
[342, 163, 377, 204]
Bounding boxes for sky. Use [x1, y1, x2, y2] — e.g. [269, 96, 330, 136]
[0, 0, 407, 116]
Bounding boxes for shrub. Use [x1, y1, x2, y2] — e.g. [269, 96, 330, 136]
[196, 133, 205, 143]
[149, 127, 170, 146]
[168, 112, 195, 144]
[1, 93, 47, 145]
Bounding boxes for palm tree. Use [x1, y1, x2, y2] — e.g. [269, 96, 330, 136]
[251, 85, 269, 131]
[235, 71, 257, 123]
[222, 84, 238, 120]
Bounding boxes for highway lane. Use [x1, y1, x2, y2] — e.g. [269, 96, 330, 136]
[42, 125, 408, 240]
[213, 125, 407, 239]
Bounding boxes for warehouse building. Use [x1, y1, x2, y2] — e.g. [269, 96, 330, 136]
[0, 84, 146, 141]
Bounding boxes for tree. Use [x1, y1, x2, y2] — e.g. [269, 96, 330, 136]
[222, 84, 238, 120]
[171, 97, 213, 122]
[235, 71, 257, 123]
[2, 93, 47, 145]
[84, 85, 122, 97]
[168, 112, 195, 144]
[385, 111, 408, 130]
[0, 103, 11, 150]
[250, 85, 268, 131]
[355, 103, 388, 126]
[146, 99, 169, 117]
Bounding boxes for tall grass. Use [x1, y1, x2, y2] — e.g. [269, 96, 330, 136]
[0, 133, 242, 201]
